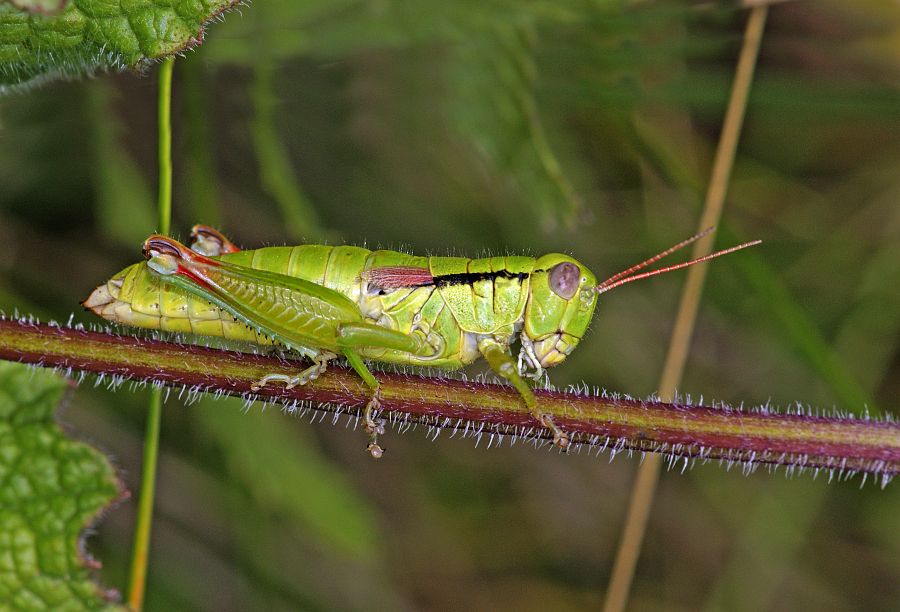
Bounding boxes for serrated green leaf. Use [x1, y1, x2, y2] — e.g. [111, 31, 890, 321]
[0, 0, 240, 92]
[0, 362, 122, 611]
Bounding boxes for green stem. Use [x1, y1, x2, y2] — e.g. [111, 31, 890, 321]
[157, 59, 174, 237]
[127, 56, 175, 612]
[127, 388, 161, 610]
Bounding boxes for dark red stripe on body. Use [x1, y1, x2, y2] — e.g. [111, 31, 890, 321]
[366, 266, 434, 289]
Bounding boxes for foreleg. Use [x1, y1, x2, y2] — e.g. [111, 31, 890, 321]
[478, 338, 570, 449]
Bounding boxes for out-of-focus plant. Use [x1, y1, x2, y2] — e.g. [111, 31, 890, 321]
[1, 0, 899, 609]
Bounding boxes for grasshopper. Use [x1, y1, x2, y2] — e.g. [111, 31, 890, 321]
[84, 225, 759, 456]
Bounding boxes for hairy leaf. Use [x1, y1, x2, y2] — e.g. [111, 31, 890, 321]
[0, 0, 240, 92]
[0, 362, 122, 609]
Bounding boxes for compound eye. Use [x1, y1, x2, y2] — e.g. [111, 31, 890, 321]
[548, 262, 580, 300]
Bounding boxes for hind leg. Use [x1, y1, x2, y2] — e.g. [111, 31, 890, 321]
[341, 348, 386, 458]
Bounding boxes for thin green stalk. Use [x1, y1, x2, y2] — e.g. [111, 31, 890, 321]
[603, 6, 769, 612]
[156, 59, 174, 237]
[128, 389, 161, 610]
[127, 56, 175, 612]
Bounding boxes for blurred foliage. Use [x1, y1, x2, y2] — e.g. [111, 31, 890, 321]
[1, 0, 899, 609]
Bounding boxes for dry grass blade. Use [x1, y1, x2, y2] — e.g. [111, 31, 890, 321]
[602, 6, 770, 612]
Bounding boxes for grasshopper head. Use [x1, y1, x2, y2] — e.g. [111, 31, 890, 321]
[523, 254, 598, 370]
[520, 229, 762, 372]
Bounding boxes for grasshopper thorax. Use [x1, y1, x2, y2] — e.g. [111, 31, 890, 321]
[521, 254, 598, 370]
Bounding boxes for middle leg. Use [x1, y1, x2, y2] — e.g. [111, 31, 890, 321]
[251, 350, 336, 391]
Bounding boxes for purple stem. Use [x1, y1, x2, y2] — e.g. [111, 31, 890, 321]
[1, 318, 897, 482]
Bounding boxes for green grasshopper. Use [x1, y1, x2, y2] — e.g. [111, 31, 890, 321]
[83, 225, 759, 456]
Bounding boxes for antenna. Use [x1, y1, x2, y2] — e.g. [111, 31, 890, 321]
[596, 228, 760, 295]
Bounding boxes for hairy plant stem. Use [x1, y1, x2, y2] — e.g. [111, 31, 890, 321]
[1, 319, 897, 480]
[127, 56, 174, 612]
[604, 7, 769, 611]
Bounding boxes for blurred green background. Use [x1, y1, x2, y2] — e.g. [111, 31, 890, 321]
[1, 0, 899, 609]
